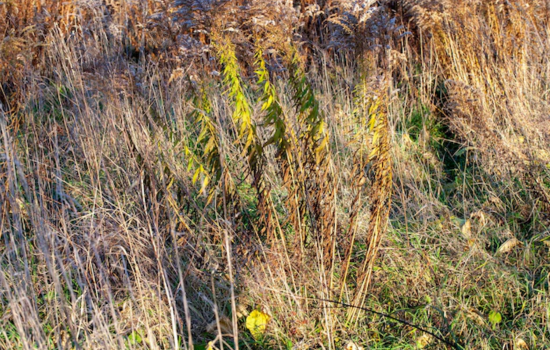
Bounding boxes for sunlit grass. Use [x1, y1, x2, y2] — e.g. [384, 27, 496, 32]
[0, 1, 549, 349]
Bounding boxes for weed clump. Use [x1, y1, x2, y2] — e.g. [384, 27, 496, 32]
[0, 1, 549, 349]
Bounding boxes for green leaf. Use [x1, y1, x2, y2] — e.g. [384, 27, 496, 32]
[128, 330, 143, 345]
[488, 311, 502, 329]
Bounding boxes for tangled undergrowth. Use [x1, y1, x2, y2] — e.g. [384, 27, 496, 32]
[1, 0, 549, 349]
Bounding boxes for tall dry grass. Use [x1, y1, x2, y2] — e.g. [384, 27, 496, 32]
[1, 0, 549, 349]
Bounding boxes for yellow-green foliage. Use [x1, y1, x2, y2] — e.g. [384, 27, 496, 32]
[254, 47, 288, 153]
[287, 49, 329, 165]
[2, 1, 549, 350]
[213, 33, 264, 174]
[186, 89, 221, 197]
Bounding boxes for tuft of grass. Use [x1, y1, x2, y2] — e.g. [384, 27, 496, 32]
[0, 1, 549, 349]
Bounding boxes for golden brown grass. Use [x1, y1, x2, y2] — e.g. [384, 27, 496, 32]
[1, 1, 549, 349]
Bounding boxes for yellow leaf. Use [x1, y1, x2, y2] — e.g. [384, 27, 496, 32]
[368, 114, 376, 131]
[192, 167, 201, 184]
[166, 177, 175, 191]
[200, 176, 210, 194]
[246, 310, 270, 339]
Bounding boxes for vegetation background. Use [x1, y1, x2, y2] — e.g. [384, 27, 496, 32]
[1, 0, 549, 349]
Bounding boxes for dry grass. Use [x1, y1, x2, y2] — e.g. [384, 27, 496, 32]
[1, 0, 549, 349]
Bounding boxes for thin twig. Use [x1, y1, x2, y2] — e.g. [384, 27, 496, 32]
[313, 298, 463, 350]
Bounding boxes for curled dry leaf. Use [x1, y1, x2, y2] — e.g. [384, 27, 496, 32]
[515, 338, 529, 349]
[236, 302, 249, 318]
[497, 238, 522, 254]
[461, 219, 472, 239]
[345, 341, 364, 350]
[416, 334, 432, 349]
[205, 316, 233, 336]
